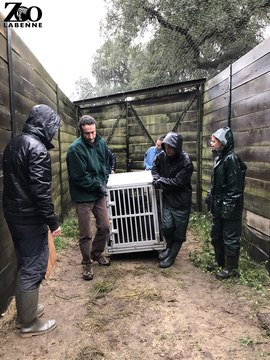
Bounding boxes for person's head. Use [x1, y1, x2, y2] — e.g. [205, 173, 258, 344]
[23, 104, 61, 148]
[211, 126, 234, 152]
[161, 132, 182, 158]
[155, 136, 164, 150]
[210, 135, 223, 151]
[78, 115, 97, 144]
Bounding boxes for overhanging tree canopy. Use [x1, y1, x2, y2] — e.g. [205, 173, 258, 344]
[78, 0, 270, 98]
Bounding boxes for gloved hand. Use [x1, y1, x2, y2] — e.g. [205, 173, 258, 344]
[152, 179, 162, 189]
[98, 184, 107, 196]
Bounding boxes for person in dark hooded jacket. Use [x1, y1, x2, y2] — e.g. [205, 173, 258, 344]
[2, 104, 61, 338]
[206, 126, 247, 279]
[152, 132, 193, 268]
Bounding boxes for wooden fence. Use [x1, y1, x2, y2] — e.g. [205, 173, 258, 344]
[202, 38, 270, 266]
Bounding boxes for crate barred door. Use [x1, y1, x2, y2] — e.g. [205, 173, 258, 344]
[106, 171, 165, 254]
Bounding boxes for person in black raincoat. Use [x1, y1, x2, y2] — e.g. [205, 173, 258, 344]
[2, 104, 61, 337]
[152, 132, 193, 268]
[108, 148, 117, 174]
[206, 126, 247, 279]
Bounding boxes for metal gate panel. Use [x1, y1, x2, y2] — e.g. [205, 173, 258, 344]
[106, 171, 165, 254]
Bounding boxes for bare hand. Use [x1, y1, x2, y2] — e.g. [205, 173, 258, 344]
[51, 226, 61, 237]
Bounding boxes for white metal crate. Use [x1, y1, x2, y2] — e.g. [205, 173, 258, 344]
[106, 171, 165, 254]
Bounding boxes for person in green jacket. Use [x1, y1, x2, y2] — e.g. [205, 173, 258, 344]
[206, 126, 247, 279]
[66, 115, 111, 281]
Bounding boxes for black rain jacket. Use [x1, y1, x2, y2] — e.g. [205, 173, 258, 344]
[208, 127, 247, 219]
[2, 104, 60, 232]
[152, 132, 193, 210]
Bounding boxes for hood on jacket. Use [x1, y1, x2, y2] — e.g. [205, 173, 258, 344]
[212, 126, 234, 152]
[22, 104, 61, 149]
[161, 132, 183, 155]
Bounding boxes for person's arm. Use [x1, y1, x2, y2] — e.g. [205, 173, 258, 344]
[144, 147, 154, 170]
[28, 147, 59, 233]
[153, 153, 193, 190]
[110, 151, 117, 173]
[151, 153, 161, 181]
[67, 149, 101, 191]
[222, 155, 246, 218]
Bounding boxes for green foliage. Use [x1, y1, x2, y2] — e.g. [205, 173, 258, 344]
[188, 212, 270, 293]
[188, 212, 214, 268]
[84, 0, 270, 97]
[54, 212, 78, 251]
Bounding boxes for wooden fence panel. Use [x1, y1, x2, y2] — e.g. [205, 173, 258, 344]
[202, 36, 270, 265]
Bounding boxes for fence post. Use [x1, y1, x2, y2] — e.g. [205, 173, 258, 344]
[228, 64, 232, 128]
[6, 27, 16, 137]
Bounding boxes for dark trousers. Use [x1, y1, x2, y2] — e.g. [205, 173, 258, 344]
[161, 208, 190, 243]
[75, 197, 110, 262]
[7, 222, 48, 291]
[211, 216, 242, 257]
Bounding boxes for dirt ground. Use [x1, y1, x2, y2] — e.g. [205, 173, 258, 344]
[0, 231, 270, 360]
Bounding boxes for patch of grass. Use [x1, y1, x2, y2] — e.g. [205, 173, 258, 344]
[239, 336, 254, 347]
[61, 211, 79, 238]
[92, 280, 116, 294]
[188, 212, 270, 295]
[88, 279, 117, 301]
[54, 211, 78, 251]
[188, 212, 213, 268]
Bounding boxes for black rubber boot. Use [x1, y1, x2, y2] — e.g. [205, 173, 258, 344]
[17, 288, 57, 338]
[158, 237, 173, 261]
[216, 256, 239, 280]
[206, 245, 225, 272]
[158, 248, 171, 261]
[16, 303, 44, 329]
[15, 278, 44, 328]
[159, 241, 183, 268]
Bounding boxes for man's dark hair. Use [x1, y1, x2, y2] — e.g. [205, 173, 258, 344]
[78, 115, 96, 130]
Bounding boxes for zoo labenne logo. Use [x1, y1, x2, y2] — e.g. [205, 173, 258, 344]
[4, 2, 43, 28]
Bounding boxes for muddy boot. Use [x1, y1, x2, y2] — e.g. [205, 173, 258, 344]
[206, 245, 225, 272]
[216, 256, 239, 280]
[82, 262, 94, 281]
[159, 240, 183, 268]
[17, 288, 57, 338]
[158, 237, 173, 261]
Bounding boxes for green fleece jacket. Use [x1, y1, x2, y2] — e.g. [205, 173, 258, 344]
[66, 133, 109, 203]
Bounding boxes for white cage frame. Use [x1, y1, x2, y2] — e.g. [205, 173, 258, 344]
[106, 172, 165, 254]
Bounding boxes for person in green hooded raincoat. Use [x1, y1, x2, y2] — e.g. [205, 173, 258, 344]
[206, 126, 247, 279]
